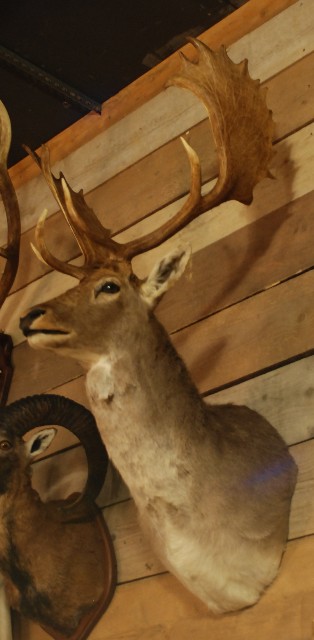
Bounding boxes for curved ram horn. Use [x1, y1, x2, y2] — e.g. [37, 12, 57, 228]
[0, 394, 108, 511]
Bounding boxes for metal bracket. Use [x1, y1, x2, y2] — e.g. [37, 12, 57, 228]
[0, 333, 13, 406]
[0, 44, 102, 114]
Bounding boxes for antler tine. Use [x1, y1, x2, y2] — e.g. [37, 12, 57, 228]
[122, 138, 202, 260]
[0, 101, 21, 308]
[31, 210, 84, 279]
[61, 178, 121, 263]
[26, 144, 120, 273]
[121, 39, 274, 260]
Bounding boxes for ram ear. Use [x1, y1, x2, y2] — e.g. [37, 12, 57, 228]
[25, 428, 57, 458]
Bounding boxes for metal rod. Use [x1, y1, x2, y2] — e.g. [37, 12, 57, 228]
[0, 44, 102, 114]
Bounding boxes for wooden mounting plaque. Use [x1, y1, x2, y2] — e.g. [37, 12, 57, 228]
[0, 333, 13, 406]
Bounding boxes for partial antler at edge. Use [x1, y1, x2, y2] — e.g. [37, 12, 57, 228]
[0, 101, 21, 307]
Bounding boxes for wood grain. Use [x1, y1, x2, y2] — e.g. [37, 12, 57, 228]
[157, 191, 314, 333]
[6, 3, 314, 639]
[14, 351, 314, 497]
[7, 51, 314, 296]
[2, 0, 312, 243]
[3, 122, 314, 346]
[30, 436, 314, 567]
[9, 266, 314, 402]
[8, 0, 300, 192]
[173, 269, 314, 394]
[101, 438, 314, 583]
[17, 534, 314, 640]
[210, 355, 314, 446]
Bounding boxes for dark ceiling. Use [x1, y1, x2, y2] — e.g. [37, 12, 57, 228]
[0, 0, 245, 168]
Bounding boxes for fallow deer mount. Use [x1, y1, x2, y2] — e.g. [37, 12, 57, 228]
[19, 40, 297, 614]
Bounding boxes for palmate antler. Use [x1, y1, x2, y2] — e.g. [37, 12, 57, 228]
[0, 101, 21, 306]
[30, 39, 274, 279]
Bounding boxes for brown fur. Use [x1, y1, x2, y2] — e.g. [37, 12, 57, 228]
[20, 248, 297, 613]
[0, 427, 110, 635]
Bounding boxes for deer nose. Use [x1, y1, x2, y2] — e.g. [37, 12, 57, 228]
[19, 308, 46, 336]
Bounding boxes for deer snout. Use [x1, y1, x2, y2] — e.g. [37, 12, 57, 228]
[20, 308, 47, 336]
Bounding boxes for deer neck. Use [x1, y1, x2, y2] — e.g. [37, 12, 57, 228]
[85, 316, 204, 495]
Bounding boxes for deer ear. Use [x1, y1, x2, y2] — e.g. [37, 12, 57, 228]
[140, 245, 191, 308]
[25, 428, 57, 459]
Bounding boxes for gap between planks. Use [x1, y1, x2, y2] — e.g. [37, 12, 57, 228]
[2, 120, 314, 347]
[7, 0, 301, 193]
[1, 0, 312, 242]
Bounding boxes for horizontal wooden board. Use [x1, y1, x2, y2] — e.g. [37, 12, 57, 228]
[30, 436, 314, 583]
[1, 0, 312, 242]
[17, 534, 314, 640]
[18, 345, 314, 465]
[31, 447, 128, 508]
[157, 190, 314, 333]
[173, 268, 314, 394]
[8, 267, 314, 402]
[3, 121, 314, 345]
[7, 0, 300, 193]
[209, 355, 314, 445]
[102, 439, 314, 583]
[52, 354, 314, 449]
[11, 353, 313, 509]
[8, 51, 314, 295]
[25, 415, 314, 587]
[8, 341, 82, 403]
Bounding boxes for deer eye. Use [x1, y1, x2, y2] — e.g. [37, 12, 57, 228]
[0, 440, 13, 451]
[95, 281, 121, 297]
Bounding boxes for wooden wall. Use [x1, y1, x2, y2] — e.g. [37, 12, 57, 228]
[1, 0, 314, 637]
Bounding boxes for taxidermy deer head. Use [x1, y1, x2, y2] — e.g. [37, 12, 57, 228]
[19, 40, 297, 614]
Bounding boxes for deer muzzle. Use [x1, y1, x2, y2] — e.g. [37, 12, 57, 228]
[20, 307, 69, 337]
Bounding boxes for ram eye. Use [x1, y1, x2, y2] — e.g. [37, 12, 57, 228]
[0, 440, 13, 451]
[96, 281, 121, 296]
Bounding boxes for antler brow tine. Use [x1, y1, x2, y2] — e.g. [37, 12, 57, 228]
[122, 137, 202, 259]
[32, 209, 84, 279]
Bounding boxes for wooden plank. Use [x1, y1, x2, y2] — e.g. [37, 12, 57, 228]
[8, 267, 314, 402]
[209, 355, 314, 446]
[22, 354, 314, 452]
[32, 445, 128, 508]
[3, 122, 314, 345]
[109, 437, 314, 580]
[17, 534, 314, 640]
[31, 445, 88, 502]
[8, 0, 299, 193]
[9, 51, 314, 295]
[104, 499, 164, 583]
[157, 191, 314, 333]
[290, 439, 314, 539]
[8, 340, 82, 402]
[2, 0, 312, 240]
[12, 354, 314, 487]
[173, 269, 314, 394]
[29, 437, 314, 586]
